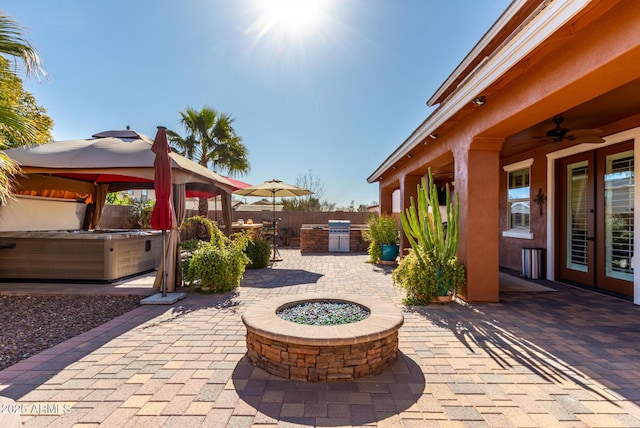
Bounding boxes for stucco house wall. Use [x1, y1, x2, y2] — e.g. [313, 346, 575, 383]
[368, 0, 640, 303]
[498, 149, 548, 272]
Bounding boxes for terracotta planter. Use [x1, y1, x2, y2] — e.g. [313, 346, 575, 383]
[433, 295, 453, 303]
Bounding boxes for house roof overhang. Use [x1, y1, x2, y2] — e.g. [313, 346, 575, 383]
[367, 0, 595, 184]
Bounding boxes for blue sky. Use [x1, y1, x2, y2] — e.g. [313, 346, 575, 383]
[3, 0, 510, 208]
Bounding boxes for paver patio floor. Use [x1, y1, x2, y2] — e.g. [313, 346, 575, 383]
[1, 249, 639, 427]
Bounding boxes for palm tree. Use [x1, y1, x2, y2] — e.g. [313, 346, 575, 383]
[0, 11, 46, 203]
[168, 106, 250, 226]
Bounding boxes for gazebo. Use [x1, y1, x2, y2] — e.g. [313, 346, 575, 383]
[2, 129, 234, 291]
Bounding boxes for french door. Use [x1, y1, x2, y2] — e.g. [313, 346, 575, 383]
[558, 141, 634, 296]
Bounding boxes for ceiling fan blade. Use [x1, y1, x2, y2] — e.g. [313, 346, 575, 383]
[568, 129, 605, 143]
[573, 134, 606, 144]
[570, 128, 603, 136]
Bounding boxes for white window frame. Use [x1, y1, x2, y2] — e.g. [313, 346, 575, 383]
[503, 158, 534, 239]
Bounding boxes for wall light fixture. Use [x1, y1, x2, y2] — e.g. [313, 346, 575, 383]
[472, 96, 486, 106]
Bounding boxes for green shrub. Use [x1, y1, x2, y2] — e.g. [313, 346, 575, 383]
[179, 238, 206, 284]
[106, 192, 133, 205]
[393, 250, 465, 305]
[181, 216, 250, 293]
[392, 250, 431, 305]
[186, 242, 249, 292]
[182, 215, 226, 247]
[129, 198, 155, 229]
[244, 237, 271, 269]
[366, 241, 382, 264]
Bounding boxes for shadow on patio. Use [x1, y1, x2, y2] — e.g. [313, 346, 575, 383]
[231, 352, 425, 426]
[406, 285, 640, 405]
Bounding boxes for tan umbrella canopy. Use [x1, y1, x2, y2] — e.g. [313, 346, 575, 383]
[235, 179, 312, 261]
[233, 179, 312, 199]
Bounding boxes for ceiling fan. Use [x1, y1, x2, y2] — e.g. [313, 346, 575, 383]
[538, 115, 604, 143]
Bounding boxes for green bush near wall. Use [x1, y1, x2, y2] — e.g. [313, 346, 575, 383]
[244, 237, 271, 269]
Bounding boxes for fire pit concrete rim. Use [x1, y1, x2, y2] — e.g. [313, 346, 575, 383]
[241, 293, 404, 347]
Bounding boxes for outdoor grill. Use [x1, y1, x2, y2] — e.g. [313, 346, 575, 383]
[328, 220, 350, 252]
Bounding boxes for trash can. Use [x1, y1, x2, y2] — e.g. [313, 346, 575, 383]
[522, 247, 544, 279]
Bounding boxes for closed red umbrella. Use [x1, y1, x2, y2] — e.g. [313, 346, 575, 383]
[150, 126, 172, 296]
[150, 126, 172, 230]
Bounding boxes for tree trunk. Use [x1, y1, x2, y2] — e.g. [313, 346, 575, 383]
[197, 197, 209, 240]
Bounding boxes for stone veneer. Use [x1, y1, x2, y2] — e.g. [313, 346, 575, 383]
[300, 227, 369, 254]
[242, 293, 404, 382]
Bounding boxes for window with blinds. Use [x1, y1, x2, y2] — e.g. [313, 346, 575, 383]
[567, 162, 589, 272]
[605, 150, 634, 281]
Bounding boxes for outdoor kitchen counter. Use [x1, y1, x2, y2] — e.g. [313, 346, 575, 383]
[300, 224, 369, 253]
[300, 224, 369, 230]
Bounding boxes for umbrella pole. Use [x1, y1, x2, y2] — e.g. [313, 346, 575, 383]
[161, 229, 167, 297]
[272, 192, 276, 261]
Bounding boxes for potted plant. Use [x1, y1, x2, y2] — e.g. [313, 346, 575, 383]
[363, 214, 400, 263]
[395, 168, 465, 303]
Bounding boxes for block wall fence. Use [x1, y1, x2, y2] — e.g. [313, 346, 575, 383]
[99, 206, 371, 248]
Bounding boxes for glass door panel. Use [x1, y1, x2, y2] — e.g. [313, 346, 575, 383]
[559, 154, 595, 286]
[603, 150, 634, 282]
[559, 141, 634, 296]
[566, 161, 590, 272]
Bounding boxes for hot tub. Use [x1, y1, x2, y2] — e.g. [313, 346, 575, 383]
[0, 229, 163, 282]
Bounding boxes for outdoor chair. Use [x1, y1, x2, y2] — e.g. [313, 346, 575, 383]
[262, 219, 282, 262]
[262, 219, 279, 239]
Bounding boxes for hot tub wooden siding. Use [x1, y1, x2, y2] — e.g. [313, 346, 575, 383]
[0, 230, 162, 282]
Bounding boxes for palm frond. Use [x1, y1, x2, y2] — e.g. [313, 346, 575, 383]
[0, 104, 36, 146]
[0, 13, 45, 79]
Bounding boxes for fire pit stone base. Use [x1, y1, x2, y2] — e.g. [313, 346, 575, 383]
[242, 293, 404, 382]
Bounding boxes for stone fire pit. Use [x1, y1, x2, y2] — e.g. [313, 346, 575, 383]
[241, 293, 404, 382]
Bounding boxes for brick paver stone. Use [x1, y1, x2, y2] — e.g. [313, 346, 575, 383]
[0, 249, 638, 427]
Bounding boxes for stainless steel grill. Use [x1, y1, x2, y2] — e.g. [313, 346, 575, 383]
[328, 220, 350, 252]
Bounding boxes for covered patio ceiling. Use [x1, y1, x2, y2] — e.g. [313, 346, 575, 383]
[502, 77, 640, 158]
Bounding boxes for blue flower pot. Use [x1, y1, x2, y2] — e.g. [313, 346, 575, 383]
[380, 244, 399, 261]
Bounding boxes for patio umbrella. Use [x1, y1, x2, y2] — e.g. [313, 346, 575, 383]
[150, 126, 173, 297]
[234, 179, 312, 261]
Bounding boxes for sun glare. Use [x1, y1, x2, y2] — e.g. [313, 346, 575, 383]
[267, 0, 320, 28]
[254, 0, 327, 38]
[245, 0, 337, 75]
